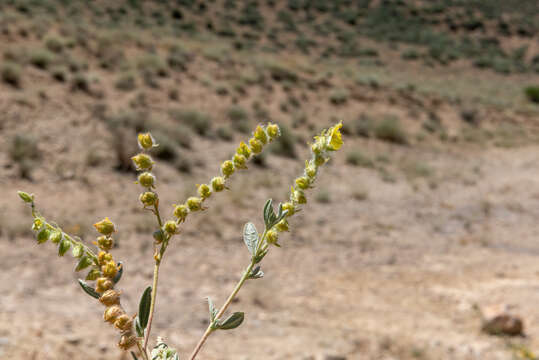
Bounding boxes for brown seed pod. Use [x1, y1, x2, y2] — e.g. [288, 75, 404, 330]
[114, 314, 132, 331]
[101, 260, 118, 278]
[118, 331, 137, 350]
[99, 289, 121, 306]
[96, 277, 114, 293]
[103, 305, 124, 323]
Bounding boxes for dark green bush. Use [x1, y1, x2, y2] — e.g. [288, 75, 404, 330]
[1, 62, 22, 88]
[525, 86, 539, 103]
[374, 116, 408, 145]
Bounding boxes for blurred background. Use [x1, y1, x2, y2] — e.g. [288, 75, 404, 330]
[1, 0, 539, 359]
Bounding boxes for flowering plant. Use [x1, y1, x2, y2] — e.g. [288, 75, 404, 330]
[18, 121, 343, 360]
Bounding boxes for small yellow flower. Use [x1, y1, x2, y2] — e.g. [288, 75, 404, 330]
[221, 160, 235, 177]
[102, 260, 118, 278]
[173, 204, 189, 221]
[233, 154, 247, 169]
[211, 177, 226, 192]
[237, 141, 251, 158]
[326, 122, 343, 151]
[266, 230, 279, 244]
[276, 219, 289, 232]
[186, 197, 202, 211]
[137, 172, 155, 188]
[314, 153, 326, 166]
[305, 160, 317, 178]
[98, 251, 113, 265]
[164, 220, 178, 235]
[94, 217, 116, 235]
[249, 138, 263, 154]
[197, 184, 211, 199]
[254, 125, 268, 144]
[97, 236, 114, 251]
[131, 153, 154, 171]
[138, 133, 157, 150]
[292, 188, 307, 204]
[282, 202, 296, 216]
[139, 191, 158, 207]
[295, 177, 310, 190]
[266, 123, 280, 140]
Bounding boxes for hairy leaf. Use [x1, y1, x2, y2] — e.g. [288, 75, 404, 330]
[217, 312, 244, 330]
[138, 286, 152, 330]
[78, 279, 100, 299]
[243, 222, 258, 256]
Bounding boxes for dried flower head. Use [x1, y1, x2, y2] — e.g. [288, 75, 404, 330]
[94, 217, 116, 235]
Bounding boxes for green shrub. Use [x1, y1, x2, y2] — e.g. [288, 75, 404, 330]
[269, 124, 297, 158]
[50, 66, 67, 82]
[1, 62, 22, 88]
[115, 72, 137, 91]
[216, 126, 234, 141]
[329, 88, 349, 105]
[346, 151, 374, 168]
[315, 189, 331, 203]
[374, 116, 408, 145]
[45, 36, 64, 53]
[169, 109, 212, 136]
[29, 49, 55, 70]
[524, 86, 539, 103]
[226, 105, 250, 133]
[10, 134, 40, 179]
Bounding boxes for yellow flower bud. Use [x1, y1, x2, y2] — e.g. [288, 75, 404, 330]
[137, 172, 155, 188]
[295, 176, 310, 190]
[254, 125, 268, 144]
[102, 260, 118, 278]
[186, 197, 202, 212]
[164, 220, 178, 235]
[282, 202, 296, 216]
[221, 160, 235, 177]
[50, 230, 62, 244]
[131, 153, 154, 171]
[314, 153, 326, 166]
[97, 236, 114, 251]
[98, 251, 113, 265]
[237, 141, 251, 158]
[99, 289, 121, 306]
[276, 219, 289, 232]
[173, 204, 189, 221]
[292, 188, 307, 204]
[114, 314, 132, 331]
[139, 191, 158, 207]
[103, 305, 124, 323]
[311, 141, 323, 155]
[96, 277, 114, 293]
[93, 217, 116, 235]
[138, 133, 157, 150]
[197, 184, 211, 199]
[326, 122, 343, 151]
[32, 218, 43, 231]
[266, 230, 279, 244]
[233, 154, 247, 169]
[305, 160, 317, 178]
[266, 123, 280, 140]
[211, 177, 225, 192]
[37, 228, 50, 244]
[118, 332, 137, 350]
[249, 138, 263, 154]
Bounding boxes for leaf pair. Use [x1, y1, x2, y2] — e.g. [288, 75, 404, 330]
[207, 297, 244, 330]
[263, 199, 288, 229]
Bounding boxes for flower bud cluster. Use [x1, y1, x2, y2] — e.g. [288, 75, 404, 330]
[271, 122, 343, 244]
[133, 133, 158, 204]
[170, 123, 281, 226]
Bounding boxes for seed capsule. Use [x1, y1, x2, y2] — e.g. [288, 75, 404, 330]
[131, 153, 154, 171]
[197, 184, 211, 200]
[254, 125, 268, 145]
[50, 230, 62, 244]
[173, 204, 189, 221]
[237, 141, 251, 158]
[114, 314, 132, 331]
[102, 261, 118, 278]
[96, 277, 114, 293]
[118, 332, 137, 350]
[186, 197, 202, 212]
[37, 228, 50, 244]
[58, 238, 71, 256]
[139, 192, 157, 207]
[138, 133, 156, 150]
[153, 229, 166, 244]
[211, 177, 225, 192]
[249, 138, 263, 154]
[137, 172, 155, 188]
[164, 220, 178, 235]
[94, 217, 116, 235]
[103, 305, 124, 323]
[221, 160, 235, 177]
[99, 289, 121, 306]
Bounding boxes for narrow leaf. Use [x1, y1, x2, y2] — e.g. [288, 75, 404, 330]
[135, 318, 144, 337]
[75, 255, 93, 272]
[263, 199, 273, 227]
[113, 262, 123, 284]
[243, 222, 258, 256]
[218, 312, 244, 330]
[78, 279, 100, 299]
[138, 286, 152, 330]
[207, 297, 217, 322]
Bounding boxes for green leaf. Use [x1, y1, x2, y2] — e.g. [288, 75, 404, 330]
[243, 222, 258, 256]
[113, 262, 123, 284]
[135, 317, 144, 337]
[72, 244, 84, 258]
[75, 255, 93, 272]
[253, 248, 268, 264]
[263, 199, 273, 227]
[78, 279, 100, 299]
[85, 268, 100, 281]
[37, 228, 50, 244]
[130, 351, 139, 360]
[248, 265, 264, 279]
[208, 297, 217, 322]
[217, 312, 244, 330]
[50, 230, 62, 244]
[58, 238, 71, 256]
[138, 286, 152, 330]
[18, 191, 33, 203]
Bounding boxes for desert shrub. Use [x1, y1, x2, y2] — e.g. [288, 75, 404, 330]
[167, 45, 191, 71]
[50, 66, 67, 82]
[329, 88, 349, 105]
[226, 105, 251, 133]
[1, 62, 22, 88]
[45, 36, 64, 53]
[269, 123, 297, 158]
[115, 72, 137, 91]
[29, 49, 55, 69]
[169, 109, 212, 136]
[216, 126, 234, 141]
[315, 189, 331, 203]
[71, 74, 91, 93]
[10, 134, 40, 179]
[401, 48, 420, 60]
[524, 86, 539, 103]
[346, 150, 374, 168]
[374, 116, 408, 145]
[137, 55, 169, 77]
[460, 108, 480, 125]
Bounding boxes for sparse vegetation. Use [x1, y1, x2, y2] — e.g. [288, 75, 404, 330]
[346, 150, 374, 168]
[1, 62, 22, 88]
[524, 86, 539, 103]
[169, 109, 212, 136]
[374, 116, 408, 145]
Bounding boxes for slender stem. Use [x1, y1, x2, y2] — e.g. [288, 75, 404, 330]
[137, 340, 150, 360]
[188, 229, 269, 360]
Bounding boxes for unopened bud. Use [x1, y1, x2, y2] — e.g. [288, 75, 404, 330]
[37, 228, 50, 244]
[211, 177, 225, 192]
[139, 191, 158, 207]
[313, 153, 326, 166]
[254, 125, 268, 145]
[102, 260, 118, 278]
[282, 202, 296, 216]
[276, 219, 289, 232]
[249, 138, 263, 154]
[266, 230, 279, 245]
[292, 189, 307, 204]
[266, 123, 280, 140]
[131, 153, 154, 171]
[173, 204, 189, 221]
[137, 172, 155, 188]
[221, 160, 235, 177]
[197, 184, 211, 200]
[138, 133, 157, 150]
[99, 289, 121, 306]
[94, 217, 116, 235]
[50, 230, 62, 244]
[233, 154, 247, 169]
[186, 197, 202, 212]
[237, 141, 251, 158]
[305, 160, 317, 178]
[17, 191, 33, 203]
[164, 220, 178, 235]
[295, 177, 310, 190]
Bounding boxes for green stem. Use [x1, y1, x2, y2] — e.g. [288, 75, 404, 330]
[137, 339, 150, 360]
[188, 229, 269, 360]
